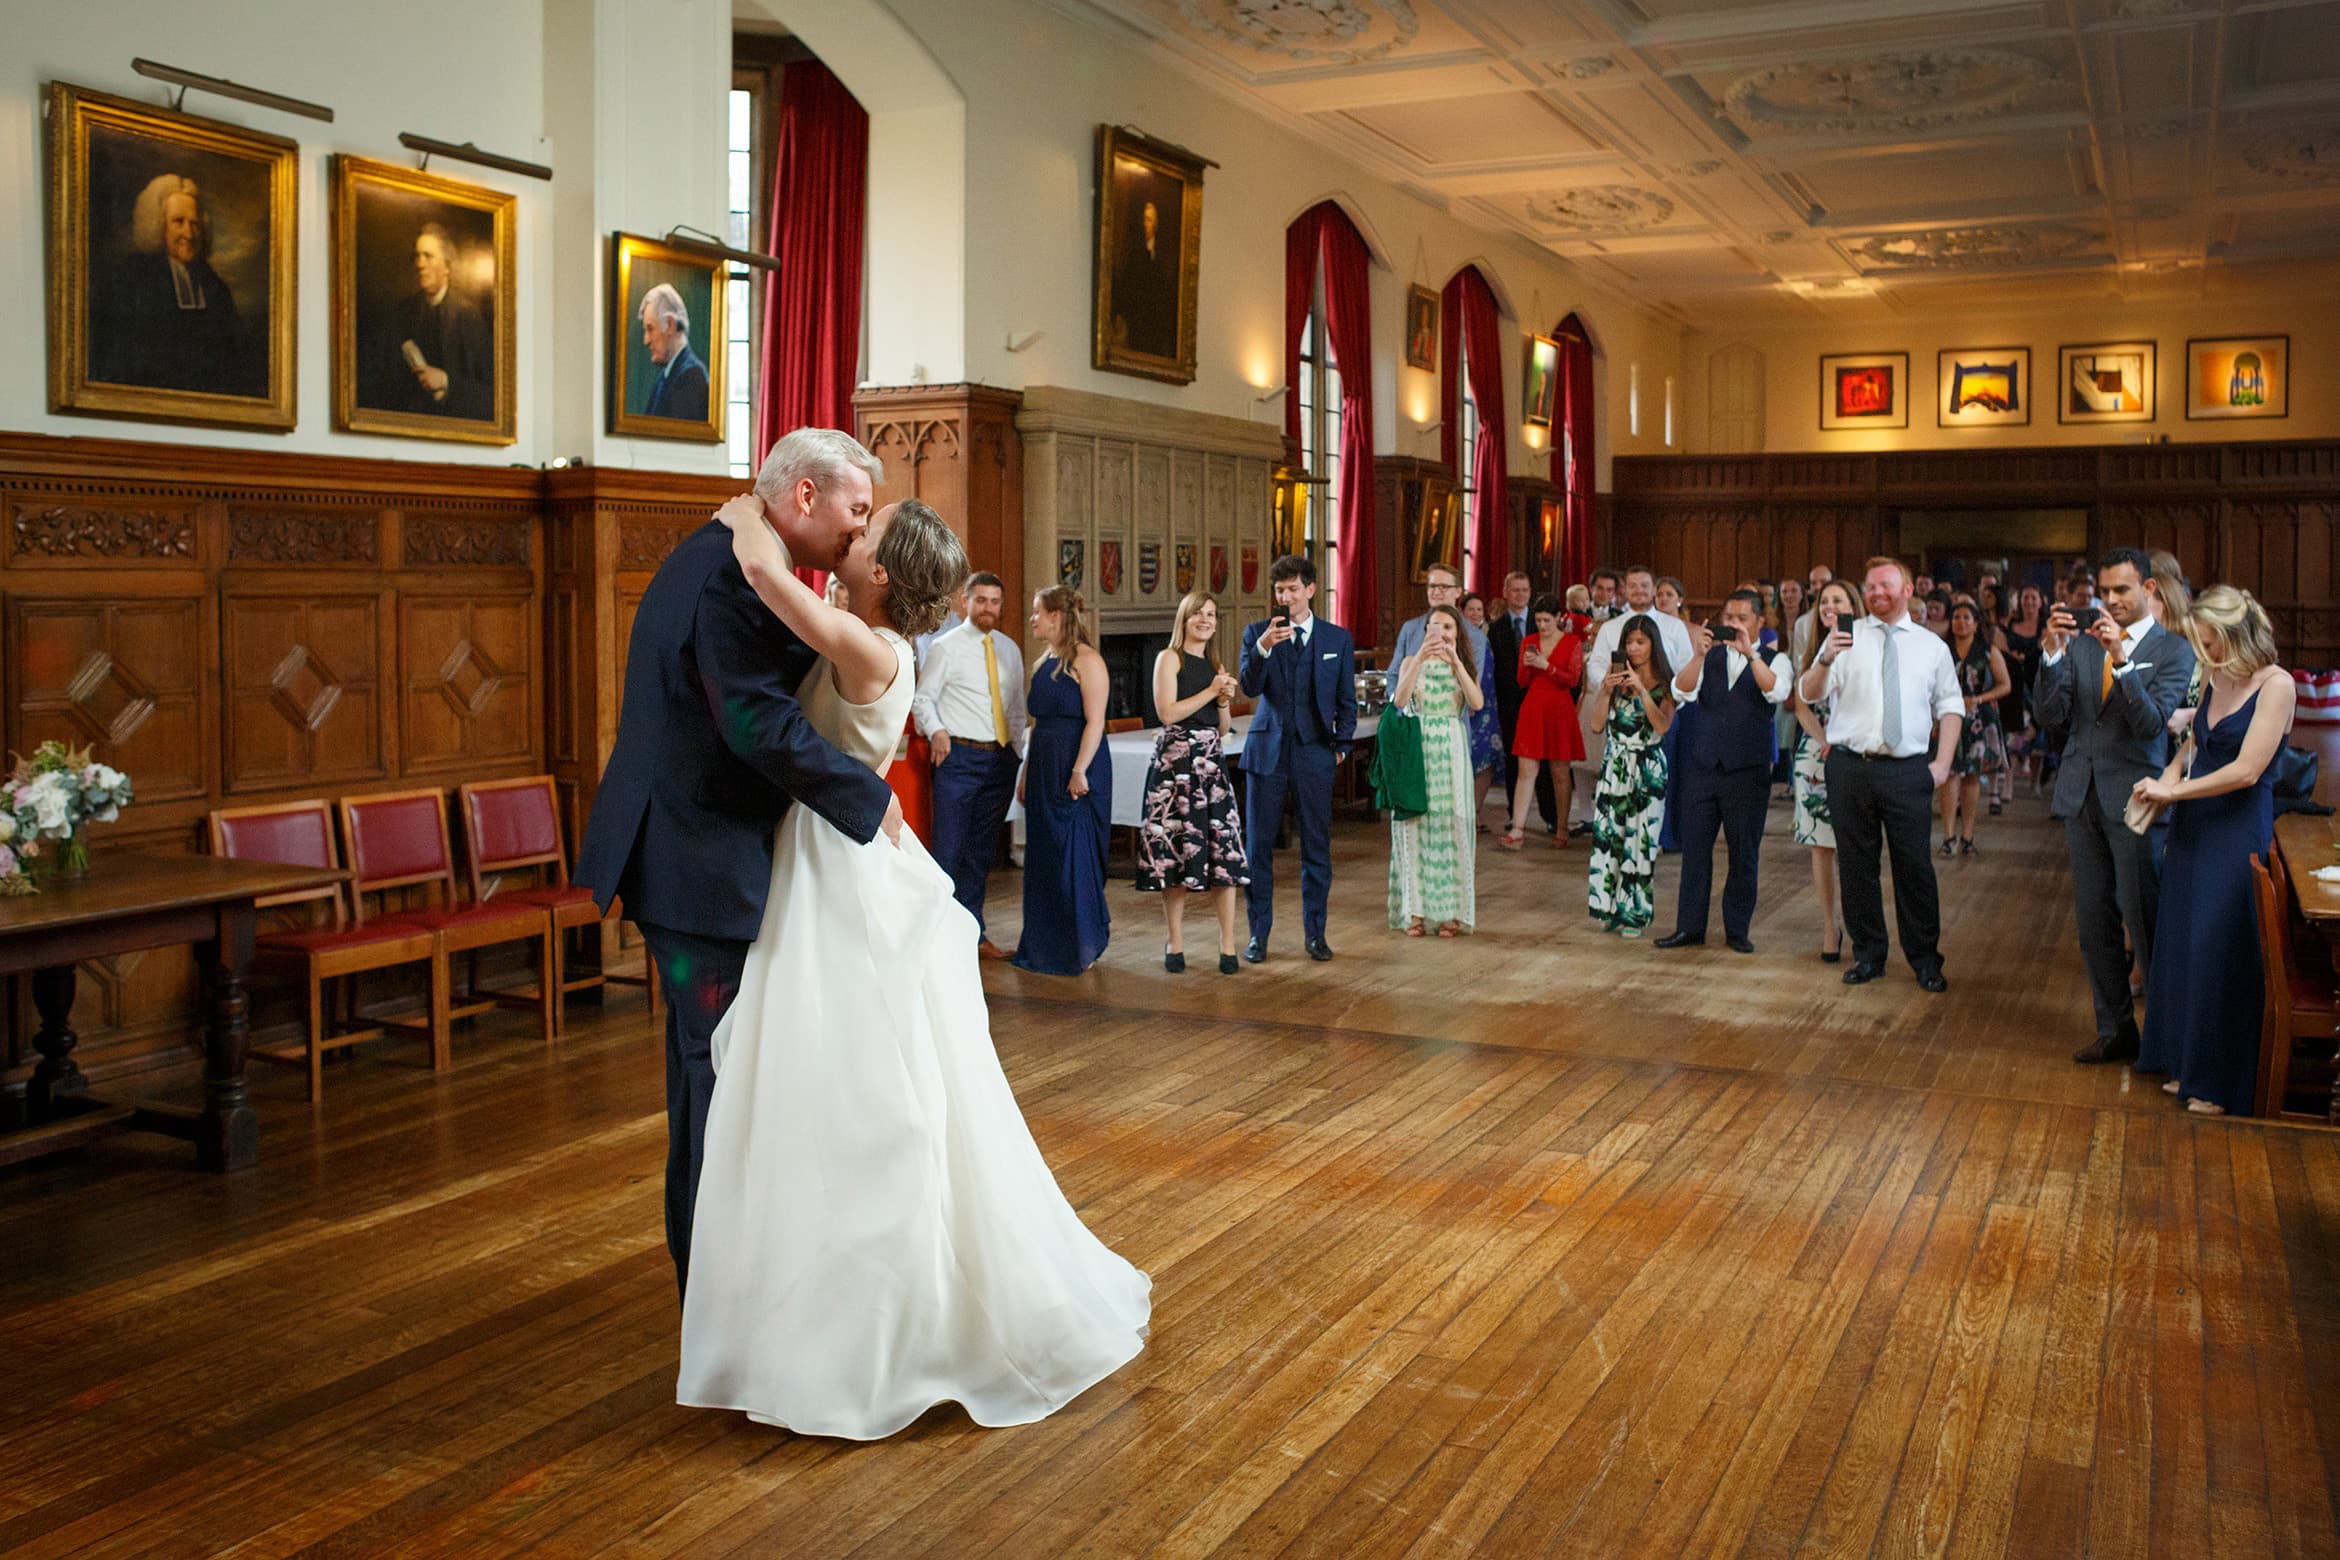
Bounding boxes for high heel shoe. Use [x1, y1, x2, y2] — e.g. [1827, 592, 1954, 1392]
[1219, 953, 1239, 975]
[1164, 949, 1185, 974]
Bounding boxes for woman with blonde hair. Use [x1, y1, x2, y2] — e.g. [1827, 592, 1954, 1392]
[2132, 585, 2296, 1116]
[2148, 548, 2205, 740]
[1014, 587, 1112, 975]
[1136, 591, 1247, 973]
[1387, 602, 1483, 936]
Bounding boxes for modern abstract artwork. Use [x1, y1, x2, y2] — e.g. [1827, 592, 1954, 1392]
[2187, 335, 2288, 421]
[1937, 347, 2029, 428]
[1818, 352, 1908, 431]
[2058, 341, 2155, 425]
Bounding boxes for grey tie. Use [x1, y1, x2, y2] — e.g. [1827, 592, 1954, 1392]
[1880, 624, 1904, 751]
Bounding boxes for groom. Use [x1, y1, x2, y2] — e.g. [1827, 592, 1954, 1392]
[1239, 553, 1356, 963]
[577, 426, 904, 1297]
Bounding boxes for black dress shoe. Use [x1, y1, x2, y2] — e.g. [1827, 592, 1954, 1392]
[1219, 954, 1240, 975]
[1654, 931, 1705, 949]
[1244, 937, 1267, 964]
[1727, 935, 1755, 954]
[1916, 967, 1949, 994]
[2072, 1034, 2140, 1065]
[1307, 937, 1334, 962]
[1165, 950, 1185, 974]
[1842, 960, 1886, 985]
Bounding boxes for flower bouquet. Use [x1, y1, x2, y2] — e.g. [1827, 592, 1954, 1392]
[0, 741, 134, 895]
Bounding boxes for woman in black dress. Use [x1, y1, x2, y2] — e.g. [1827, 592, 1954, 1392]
[2001, 583, 2048, 790]
[1137, 590, 1248, 974]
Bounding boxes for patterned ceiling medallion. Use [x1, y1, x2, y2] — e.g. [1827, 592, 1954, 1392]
[1525, 186, 1675, 232]
[1850, 224, 2101, 269]
[1174, 0, 1419, 65]
[2242, 128, 2340, 183]
[1724, 49, 2055, 135]
[1566, 56, 1616, 80]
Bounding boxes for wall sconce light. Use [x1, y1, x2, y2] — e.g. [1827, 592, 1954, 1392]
[133, 57, 334, 120]
[400, 131, 552, 181]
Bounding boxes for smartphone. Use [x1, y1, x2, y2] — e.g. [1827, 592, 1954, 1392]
[1271, 609, 1291, 630]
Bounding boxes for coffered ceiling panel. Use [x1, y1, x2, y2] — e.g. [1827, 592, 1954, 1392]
[1055, 0, 2340, 323]
[1334, 92, 1606, 165]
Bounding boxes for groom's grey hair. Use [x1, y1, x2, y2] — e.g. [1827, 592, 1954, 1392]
[753, 428, 884, 505]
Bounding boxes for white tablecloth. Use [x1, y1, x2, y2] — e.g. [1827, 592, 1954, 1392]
[1007, 711, 1382, 828]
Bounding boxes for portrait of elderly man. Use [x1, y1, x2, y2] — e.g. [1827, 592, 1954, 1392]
[94, 173, 262, 396]
[636, 282, 710, 421]
[366, 220, 494, 421]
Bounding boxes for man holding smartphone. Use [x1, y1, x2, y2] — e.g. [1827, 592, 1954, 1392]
[2034, 548, 2196, 1064]
[1239, 555, 1357, 963]
[1657, 589, 1795, 952]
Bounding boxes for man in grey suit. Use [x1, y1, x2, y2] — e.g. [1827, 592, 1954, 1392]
[2034, 548, 2197, 1065]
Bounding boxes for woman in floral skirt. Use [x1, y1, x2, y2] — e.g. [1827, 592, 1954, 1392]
[1791, 580, 1860, 962]
[1136, 591, 1248, 974]
[1584, 614, 1674, 936]
[1388, 604, 1483, 937]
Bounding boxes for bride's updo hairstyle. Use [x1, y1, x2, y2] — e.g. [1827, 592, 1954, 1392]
[876, 499, 967, 639]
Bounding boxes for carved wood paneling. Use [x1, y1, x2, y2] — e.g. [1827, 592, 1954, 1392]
[7, 597, 208, 802]
[223, 595, 384, 792]
[856, 383, 1026, 620]
[403, 514, 531, 568]
[228, 511, 380, 564]
[10, 503, 197, 562]
[400, 595, 534, 773]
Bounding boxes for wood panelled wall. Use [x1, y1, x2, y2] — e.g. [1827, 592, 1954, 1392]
[856, 384, 1025, 620]
[0, 433, 549, 1090]
[1609, 441, 2340, 664]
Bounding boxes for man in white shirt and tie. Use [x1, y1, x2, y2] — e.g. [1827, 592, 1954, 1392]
[1584, 565, 1695, 684]
[1656, 589, 1796, 953]
[1801, 557, 1965, 991]
[912, 571, 1027, 958]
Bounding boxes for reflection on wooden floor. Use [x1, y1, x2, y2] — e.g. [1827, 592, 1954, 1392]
[5, 790, 2337, 1557]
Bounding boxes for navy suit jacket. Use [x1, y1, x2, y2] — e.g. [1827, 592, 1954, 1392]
[645, 346, 709, 421]
[1238, 615, 1357, 777]
[574, 520, 893, 941]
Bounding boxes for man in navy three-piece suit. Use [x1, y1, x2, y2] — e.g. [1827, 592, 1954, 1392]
[1238, 554, 1357, 964]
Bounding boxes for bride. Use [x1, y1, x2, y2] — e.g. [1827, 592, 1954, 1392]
[679, 495, 1151, 1438]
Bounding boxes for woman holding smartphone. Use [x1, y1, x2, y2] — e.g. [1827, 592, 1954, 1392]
[1585, 615, 1675, 936]
[1791, 580, 1862, 961]
[1500, 594, 1585, 851]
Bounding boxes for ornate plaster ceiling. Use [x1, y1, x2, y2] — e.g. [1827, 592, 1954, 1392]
[1052, 0, 2340, 323]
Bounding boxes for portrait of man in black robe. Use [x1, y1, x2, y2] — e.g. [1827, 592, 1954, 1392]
[362, 220, 495, 422]
[88, 163, 268, 398]
[1108, 163, 1183, 362]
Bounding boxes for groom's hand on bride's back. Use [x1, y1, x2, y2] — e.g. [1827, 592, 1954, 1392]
[880, 793, 907, 847]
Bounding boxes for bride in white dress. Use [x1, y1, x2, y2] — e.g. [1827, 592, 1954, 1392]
[677, 496, 1150, 1439]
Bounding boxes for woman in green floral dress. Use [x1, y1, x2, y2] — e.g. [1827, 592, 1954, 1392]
[1791, 581, 1860, 961]
[1584, 615, 1675, 936]
[1388, 604, 1484, 936]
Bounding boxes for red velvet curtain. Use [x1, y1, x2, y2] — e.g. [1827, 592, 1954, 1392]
[1553, 314, 1597, 588]
[1439, 268, 1507, 595]
[1281, 202, 1377, 635]
[757, 60, 868, 585]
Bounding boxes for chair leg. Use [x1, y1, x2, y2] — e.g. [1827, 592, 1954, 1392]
[538, 926, 557, 1044]
[429, 951, 452, 1073]
[307, 974, 326, 1105]
[549, 922, 570, 1039]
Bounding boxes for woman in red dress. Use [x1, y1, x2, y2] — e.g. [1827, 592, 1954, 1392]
[1501, 593, 1586, 850]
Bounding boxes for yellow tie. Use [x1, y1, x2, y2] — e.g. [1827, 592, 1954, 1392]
[2100, 645, 2115, 702]
[983, 635, 1011, 745]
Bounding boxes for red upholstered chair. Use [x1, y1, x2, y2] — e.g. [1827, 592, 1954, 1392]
[207, 800, 440, 1102]
[2250, 853, 2340, 1122]
[457, 775, 659, 1035]
[341, 788, 555, 1064]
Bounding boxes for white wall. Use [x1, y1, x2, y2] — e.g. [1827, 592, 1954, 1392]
[859, 0, 1682, 491]
[1683, 294, 2340, 456]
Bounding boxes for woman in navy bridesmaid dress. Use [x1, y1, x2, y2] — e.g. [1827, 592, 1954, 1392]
[2133, 586, 2297, 1116]
[1015, 587, 1113, 975]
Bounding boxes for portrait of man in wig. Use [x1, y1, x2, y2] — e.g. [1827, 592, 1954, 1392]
[93, 172, 262, 395]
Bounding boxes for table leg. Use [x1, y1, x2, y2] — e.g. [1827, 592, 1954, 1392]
[195, 903, 259, 1172]
[26, 964, 87, 1121]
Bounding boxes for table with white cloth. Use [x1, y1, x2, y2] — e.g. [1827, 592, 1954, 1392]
[1007, 711, 1383, 828]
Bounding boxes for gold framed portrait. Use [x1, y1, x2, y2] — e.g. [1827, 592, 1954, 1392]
[1270, 464, 1310, 559]
[331, 155, 517, 444]
[1404, 284, 1438, 372]
[1410, 476, 1461, 585]
[1092, 124, 1205, 385]
[609, 232, 725, 442]
[45, 81, 299, 432]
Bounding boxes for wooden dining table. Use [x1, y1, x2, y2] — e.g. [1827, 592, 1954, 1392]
[2274, 812, 2340, 974]
[0, 853, 343, 1172]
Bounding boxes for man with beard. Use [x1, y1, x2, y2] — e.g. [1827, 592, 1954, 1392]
[98, 173, 261, 395]
[913, 569, 1028, 959]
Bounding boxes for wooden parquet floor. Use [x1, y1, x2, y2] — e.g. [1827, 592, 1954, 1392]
[5, 790, 2338, 1558]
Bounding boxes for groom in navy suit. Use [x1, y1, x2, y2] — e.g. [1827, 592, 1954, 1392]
[576, 427, 903, 1296]
[1238, 554, 1357, 963]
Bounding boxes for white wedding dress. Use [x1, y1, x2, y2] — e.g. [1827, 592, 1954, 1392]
[677, 627, 1150, 1438]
